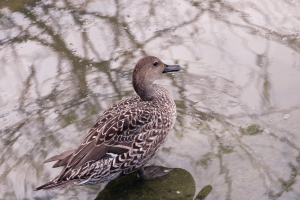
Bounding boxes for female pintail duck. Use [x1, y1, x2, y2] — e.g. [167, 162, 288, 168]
[36, 56, 182, 190]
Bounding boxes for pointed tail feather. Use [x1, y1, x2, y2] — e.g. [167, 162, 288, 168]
[35, 179, 81, 191]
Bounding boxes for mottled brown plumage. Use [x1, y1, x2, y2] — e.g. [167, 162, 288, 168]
[35, 56, 182, 190]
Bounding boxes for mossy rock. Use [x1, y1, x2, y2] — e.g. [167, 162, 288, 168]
[95, 167, 195, 200]
[195, 185, 213, 200]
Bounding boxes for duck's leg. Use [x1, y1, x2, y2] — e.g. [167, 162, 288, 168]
[137, 166, 168, 180]
[137, 168, 145, 177]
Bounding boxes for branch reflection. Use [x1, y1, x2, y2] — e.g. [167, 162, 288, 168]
[0, 0, 299, 199]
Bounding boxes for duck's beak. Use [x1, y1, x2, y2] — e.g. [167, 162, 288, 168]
[162, 64, 182, 73]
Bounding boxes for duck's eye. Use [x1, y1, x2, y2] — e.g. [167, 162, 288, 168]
[153, 62, 158, 66]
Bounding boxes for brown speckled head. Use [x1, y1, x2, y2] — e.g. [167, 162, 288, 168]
[132, 56, 182, 101]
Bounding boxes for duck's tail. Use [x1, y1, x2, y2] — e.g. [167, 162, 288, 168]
[35, 179, 81, 191]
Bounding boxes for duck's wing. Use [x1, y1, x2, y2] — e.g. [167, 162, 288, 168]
[69, 109, 152, 168]
[54, 101, 155, 181]
[43, 97, 141, 168]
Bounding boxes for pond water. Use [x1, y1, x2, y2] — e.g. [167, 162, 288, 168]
[0, 0, 300, 199]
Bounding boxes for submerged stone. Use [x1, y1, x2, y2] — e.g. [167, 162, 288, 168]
[95, 167, 195, 200]
[195, 185, 213, 200]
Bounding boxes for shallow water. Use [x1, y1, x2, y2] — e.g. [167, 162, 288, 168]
[0, 0, 300, 199]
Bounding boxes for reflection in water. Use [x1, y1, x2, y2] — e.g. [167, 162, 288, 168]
[0, 0, 300, 199]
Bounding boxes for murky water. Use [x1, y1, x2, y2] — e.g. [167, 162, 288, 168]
[0, 0, 300, 199]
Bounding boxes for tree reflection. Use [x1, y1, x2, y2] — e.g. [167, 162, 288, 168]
[0, 0, 299, 199]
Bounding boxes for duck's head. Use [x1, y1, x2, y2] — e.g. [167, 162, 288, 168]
[132, 56, 182, 101]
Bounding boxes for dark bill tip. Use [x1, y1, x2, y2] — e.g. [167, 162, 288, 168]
[162, 64, 182, 74]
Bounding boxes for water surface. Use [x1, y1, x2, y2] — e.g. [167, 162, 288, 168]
[0, 0, 300, 199]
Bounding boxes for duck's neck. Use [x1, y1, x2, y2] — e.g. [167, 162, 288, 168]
[133, 77, 158, 101]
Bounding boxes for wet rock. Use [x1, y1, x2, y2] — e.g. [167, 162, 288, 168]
[95, 167, 195, 200]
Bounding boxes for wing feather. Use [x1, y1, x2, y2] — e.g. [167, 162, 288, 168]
[72, 144, 110, 169]
[43, 149, 76, 164]
[62, 103, 153, 172]
[43, 97, 158, 183]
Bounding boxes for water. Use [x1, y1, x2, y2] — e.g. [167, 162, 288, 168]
[0, 0, 300, 199]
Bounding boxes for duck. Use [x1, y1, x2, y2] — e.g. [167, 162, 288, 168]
[35, 56, 182, 190]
